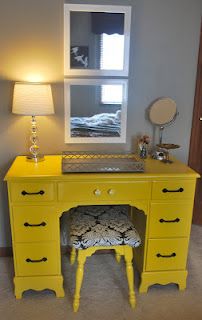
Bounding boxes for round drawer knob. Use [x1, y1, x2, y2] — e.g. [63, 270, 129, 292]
[108, 189, 115, 196]
[94, 189, 101, 196]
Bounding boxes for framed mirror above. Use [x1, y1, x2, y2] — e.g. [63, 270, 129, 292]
[64, 78, 128, 143]
[64, 4, 131, 76]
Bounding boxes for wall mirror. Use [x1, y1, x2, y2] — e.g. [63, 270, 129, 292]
[64, 4, 131, 76]
[64, 79, 128, 143]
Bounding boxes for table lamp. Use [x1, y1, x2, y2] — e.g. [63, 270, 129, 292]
[12, 82, 54, 162]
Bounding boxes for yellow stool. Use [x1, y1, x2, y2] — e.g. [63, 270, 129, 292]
[69, 205, 141, 312]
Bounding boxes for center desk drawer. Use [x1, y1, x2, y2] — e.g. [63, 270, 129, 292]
[10, 182, 55, 202]
[58, 181, 151, 202]
[15, 243, 59, 276]
[12, 206, 58, 242]
[152, 180, 196, 200]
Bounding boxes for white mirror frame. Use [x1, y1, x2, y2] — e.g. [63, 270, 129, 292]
[64, 78, 128, 144]
[64, 4, 131, 77]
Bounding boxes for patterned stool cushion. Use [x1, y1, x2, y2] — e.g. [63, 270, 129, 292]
[69, 205, 141, 249]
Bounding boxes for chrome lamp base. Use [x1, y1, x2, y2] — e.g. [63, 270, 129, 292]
[27, 116, 45, 162]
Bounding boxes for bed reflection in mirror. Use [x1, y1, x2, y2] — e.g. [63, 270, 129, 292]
[64, 79, 128, 143]
[71, 85, 122, 137]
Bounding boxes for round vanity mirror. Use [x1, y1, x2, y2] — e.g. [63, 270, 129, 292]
[149, 97, 177, 127]
[148, 97, 179, 163]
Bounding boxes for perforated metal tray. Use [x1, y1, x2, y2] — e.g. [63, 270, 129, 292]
[62, 151, 144, 173]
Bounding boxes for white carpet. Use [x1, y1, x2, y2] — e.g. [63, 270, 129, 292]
[0, 224, 202, 320]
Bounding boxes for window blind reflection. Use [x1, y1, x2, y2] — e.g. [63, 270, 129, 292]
[100, 34, 124, 70]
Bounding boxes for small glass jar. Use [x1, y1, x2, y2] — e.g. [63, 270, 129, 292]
[140, 144, 147, 159]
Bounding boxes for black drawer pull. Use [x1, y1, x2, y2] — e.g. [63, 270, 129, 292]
[156, 253, 176, 258]
[159, 218, 180, 223]
[26, 257, 47, 263]
[162, 187, 184, 193]
[24, 222, 46, 227]
[21, 190, 45, 196]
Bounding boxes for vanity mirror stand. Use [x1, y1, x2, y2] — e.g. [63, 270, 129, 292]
[148, 97, 179, 163]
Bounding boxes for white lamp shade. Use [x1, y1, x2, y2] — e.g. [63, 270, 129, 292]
[12, 82, 54, 116]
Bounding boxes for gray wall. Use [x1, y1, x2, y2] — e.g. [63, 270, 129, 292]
[0, 0, 201, 247]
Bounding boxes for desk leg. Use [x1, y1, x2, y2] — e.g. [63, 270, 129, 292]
[14, 275, 65, 299]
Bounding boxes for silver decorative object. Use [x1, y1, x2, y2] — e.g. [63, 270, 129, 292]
[62, 151, 144, 173]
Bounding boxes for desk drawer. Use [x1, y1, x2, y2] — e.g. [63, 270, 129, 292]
[146, 238, 189, 271]
[151, 180, 196, 200]
[12, 206, 58, 242]
[149, 202, 193, 238]
[58, 181, 151, 202]
[15, 242, 59, 276]
[10, 182, 55, 202]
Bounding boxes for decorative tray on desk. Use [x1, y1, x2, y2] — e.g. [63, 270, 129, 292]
[62, 151, 144, 173]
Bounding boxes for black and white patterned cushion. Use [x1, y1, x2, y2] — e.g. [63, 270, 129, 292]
[69, 205, 141, 250]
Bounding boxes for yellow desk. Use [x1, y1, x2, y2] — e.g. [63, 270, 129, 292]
[4, 155, 199, 298]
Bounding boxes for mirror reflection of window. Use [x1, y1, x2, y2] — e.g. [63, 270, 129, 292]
[64, 5, 131, 76]
[101, 85, 123, 105]
[100, 34, 124, 70]
[70, 11, 125, 71]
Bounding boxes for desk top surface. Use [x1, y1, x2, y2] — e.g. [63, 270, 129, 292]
[4, 155, 199, 181]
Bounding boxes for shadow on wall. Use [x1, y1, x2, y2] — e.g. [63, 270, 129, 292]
[0, 81, 23, 247]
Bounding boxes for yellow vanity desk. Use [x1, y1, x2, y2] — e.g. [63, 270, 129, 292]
[4, 155, 199, 298]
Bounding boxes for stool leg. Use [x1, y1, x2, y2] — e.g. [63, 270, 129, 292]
[70, 247, 76, 265]
[115, 249, 121, 263]
[73, 250, 87, 312]
[124, 246, 136, 308]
